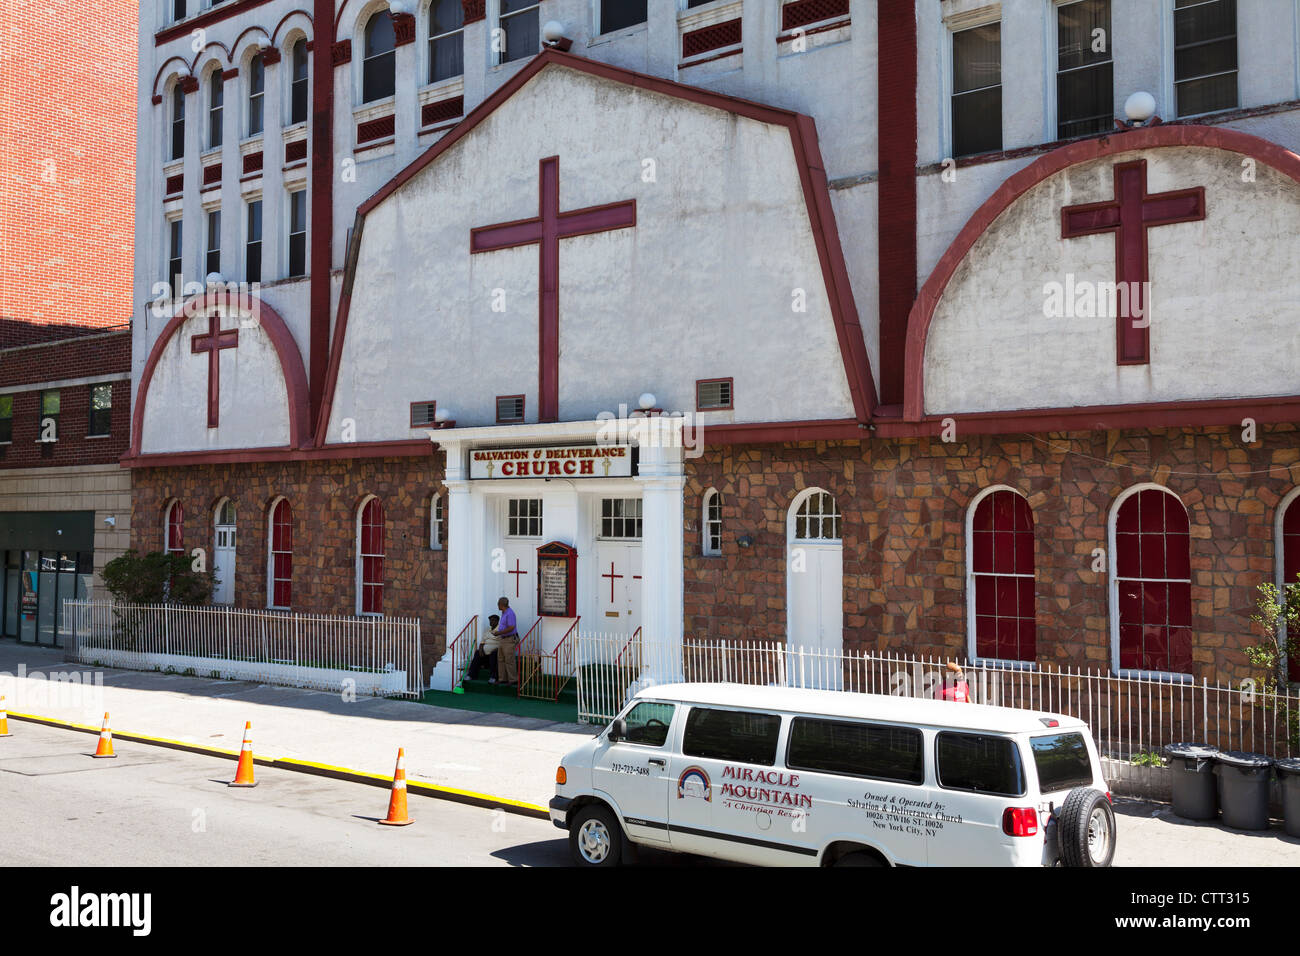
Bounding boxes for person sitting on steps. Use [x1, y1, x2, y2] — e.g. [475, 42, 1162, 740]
[466, 614, 501, 683]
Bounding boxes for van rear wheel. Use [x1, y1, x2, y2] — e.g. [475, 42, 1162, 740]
[1058, 788, 1115, 868]
[833, 851, 886, 867]
[569, 804, 623, 867]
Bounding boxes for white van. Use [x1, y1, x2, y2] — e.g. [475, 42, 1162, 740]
[550, 683, 1115, 867]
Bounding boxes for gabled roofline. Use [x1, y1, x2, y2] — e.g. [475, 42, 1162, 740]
[311, 48, 876, 447]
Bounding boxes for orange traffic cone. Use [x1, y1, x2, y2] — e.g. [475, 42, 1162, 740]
[229, 721, 258, 787]
[0, 696, 12, 737]
[378, 747, 413, 826]
[92, 712, 116, 758]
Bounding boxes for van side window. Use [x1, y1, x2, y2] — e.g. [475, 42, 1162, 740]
[1030, 732, 1092, 793]
[682, 707, 781, 766]
[619, 702, 675, 747]
[936, 732, 1025, 796]
[787, 718, 924, 784]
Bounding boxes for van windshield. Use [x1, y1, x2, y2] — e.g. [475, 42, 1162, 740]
[1030, 732, 1093, 793]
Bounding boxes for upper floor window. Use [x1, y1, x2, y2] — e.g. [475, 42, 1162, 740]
[172, 0, 186, 23]
[1056, 0, 1113, 139]
[40, 390, 60, 437]
[951, 21, 1001, 158]
[208, 70, 224, 148]
[1173, 0, 1237, 117]
[168, 219, 184, 293]
[600, 0, 647, 34]
[248, 53, 266, 135]
[245, 199, 262, 283]
[968, 488, 1036, 664]
[429, 0, 465, 83]
[205, 209, 221, 276]
[88, 384, 112, 438]
[170, 85, 186, 160]
[702, 489, 722, 556]
[0, 395, 11, 443]
[363, 11, 397, 102]
[498, 0, 539, 64]
[288, 189, 307, 277]
[290, 39, 310, 125]
[601, 498, 643, 540]
[1110, 486, 1193, 676]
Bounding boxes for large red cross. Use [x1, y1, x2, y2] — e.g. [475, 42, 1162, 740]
[1060, 159, 1205, 365]
[190, 311, 239, 428]
[470, 156, 636, 422]
[507, 558, 527, 598]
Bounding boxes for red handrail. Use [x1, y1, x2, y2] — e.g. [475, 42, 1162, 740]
[550, 616, 581, 701]
[615, 626, 642, 668]
[448, 615, 478, 688]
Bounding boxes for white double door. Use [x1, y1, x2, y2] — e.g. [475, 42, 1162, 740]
[787, 540, 842, 655]
[595, 542, 642, 637]
[496, 541, 538, 633]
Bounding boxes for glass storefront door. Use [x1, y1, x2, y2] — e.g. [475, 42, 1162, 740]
[5, 547, 90, 646]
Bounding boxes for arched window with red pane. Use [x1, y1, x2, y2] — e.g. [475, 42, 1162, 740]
[1111, 485, 1192, 675]
[968, 488, 1036, 663]
[164, 500, 185, 555]
[268, 498, 293, 610]
[1281, 491, 1300, 682]
[357, 497, 385, 616]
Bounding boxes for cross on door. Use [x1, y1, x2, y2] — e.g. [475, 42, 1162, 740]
[601, 561, 624, 603]
[190, 311, 239, 428]
[470, 156, 636, 422]
[1060, 159, 1205, 365]
[507, 558, 527, 598]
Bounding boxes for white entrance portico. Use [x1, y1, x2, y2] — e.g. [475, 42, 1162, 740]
[430, 417, 685, 691]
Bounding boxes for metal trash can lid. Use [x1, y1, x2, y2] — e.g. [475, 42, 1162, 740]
[1214, 750, 1274, 769]
[1165, 742, 1220, 758]
[1274, 757, 1300, 775]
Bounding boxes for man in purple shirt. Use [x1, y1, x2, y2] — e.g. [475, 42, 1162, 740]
[494, 597, 519, 685]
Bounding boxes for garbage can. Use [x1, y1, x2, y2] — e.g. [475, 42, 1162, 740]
[1213, 751, 1275, 831]
[1275, 757, 1300, 839]
[1165, 743, 1220, 820]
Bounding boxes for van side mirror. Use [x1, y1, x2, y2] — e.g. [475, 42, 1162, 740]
[608, 718, 627, 742]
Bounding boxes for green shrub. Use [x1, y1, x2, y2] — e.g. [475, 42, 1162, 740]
[102, 550, 215, 606]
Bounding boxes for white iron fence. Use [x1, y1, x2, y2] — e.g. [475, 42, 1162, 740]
[64, 600, 423, 699]
[575, 634, 1300, 768]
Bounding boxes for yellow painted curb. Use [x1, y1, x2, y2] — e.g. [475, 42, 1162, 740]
[5, 710, 550, 820]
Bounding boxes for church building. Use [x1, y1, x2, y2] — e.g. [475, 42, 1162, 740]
[129, 0, 1300, 688]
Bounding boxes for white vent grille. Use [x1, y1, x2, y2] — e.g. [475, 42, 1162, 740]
[410, 401, 437, 427]
[496, 395, 525, 422]
[696, 379, 732, 410]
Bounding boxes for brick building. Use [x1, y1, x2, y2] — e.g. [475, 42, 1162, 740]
[128, 0, 1300, 688]
[0, 0, 138, 647]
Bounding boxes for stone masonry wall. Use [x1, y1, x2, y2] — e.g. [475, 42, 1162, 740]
[684, 424, 1300, 687]
[130, 454, 446, 680]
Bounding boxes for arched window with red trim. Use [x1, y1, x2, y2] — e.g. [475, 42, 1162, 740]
[1281, 491, 1300, 682]
[1111, 486, 1192, 675]
[268, 498, 293, 609]
[164, 500, 185, 555]
[357, 497, 385, 616]
[968, 488, 1036, 663]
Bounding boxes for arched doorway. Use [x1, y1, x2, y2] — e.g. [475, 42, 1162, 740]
[786, 489, 843, 663]
[213, 498, 236, 605]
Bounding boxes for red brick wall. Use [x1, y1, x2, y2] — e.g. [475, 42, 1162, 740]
[0, 330, 132, 469]
[130, 455, 448, 679]
[0, 0, 137, 334]
[684, 424, 1300, 686]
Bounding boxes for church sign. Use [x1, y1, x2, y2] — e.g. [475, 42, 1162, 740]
[537, 541, 578, 617]
[470, 444, 633, 480]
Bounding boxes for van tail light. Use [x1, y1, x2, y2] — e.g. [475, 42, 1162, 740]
[556, 766, 567, 785]
[1106, 791, 1112, 804]
[1002, 807, 1039, 837]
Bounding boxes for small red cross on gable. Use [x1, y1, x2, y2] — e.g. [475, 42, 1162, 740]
[190, 311, 239, 428]
[1060, 159, 1205, 365]
[470, 156, 636, 423]
[507, 558, 527, 598]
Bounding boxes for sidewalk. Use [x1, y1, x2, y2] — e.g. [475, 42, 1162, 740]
[0, 642, 590, 810]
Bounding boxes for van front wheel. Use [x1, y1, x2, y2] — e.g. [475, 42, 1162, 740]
[569, 805, 624, 867]
[1058, 788, 1115, 868]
